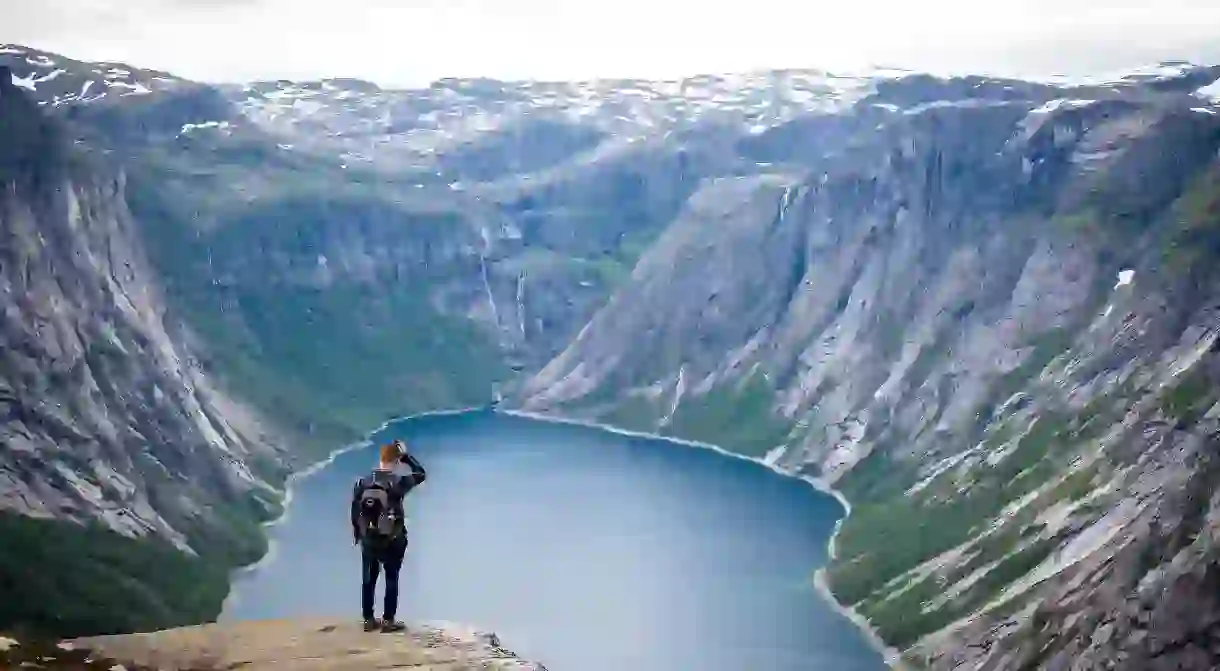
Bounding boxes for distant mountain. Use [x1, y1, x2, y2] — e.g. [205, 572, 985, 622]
[4, 41, 1220, 669]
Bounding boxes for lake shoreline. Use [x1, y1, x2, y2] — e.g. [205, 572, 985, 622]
[500, 409, 908, 670]
[226, 404, 905, 668]
[219, 406, 483, 616]
[801, 478, 911, 671]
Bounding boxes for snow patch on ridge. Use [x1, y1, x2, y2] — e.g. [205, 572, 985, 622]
[10, 72, 36, 91]
[1197, 79, 1220, 101]
[1030, 98, 1095, 115]
[108, 80, 151, 95]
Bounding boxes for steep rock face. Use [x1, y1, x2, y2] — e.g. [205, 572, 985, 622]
[0, 69, 287, 550]
[520, 77, 1220, 668]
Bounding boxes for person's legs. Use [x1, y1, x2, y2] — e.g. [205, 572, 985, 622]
[361, 543, 381, 625]
[380, 535, 409, 628]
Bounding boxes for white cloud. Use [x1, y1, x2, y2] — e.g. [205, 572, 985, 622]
[4, 0, 1220, 86]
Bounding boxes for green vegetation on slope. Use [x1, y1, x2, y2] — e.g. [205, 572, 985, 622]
[829, 406, 1097, 645]
[1161, 159, 1220, 274]
[1158, 366, 1217, 427]
[125, 159, 507, 456]
[662, 373, 792, 456]
[578, 371, 792, 457]
[601, 394, 667, 433]
[830, 380, 1137, 649]
[0, 513, 231, 638]
[0, 487, 279, 639]
[183, 280, 504, 449]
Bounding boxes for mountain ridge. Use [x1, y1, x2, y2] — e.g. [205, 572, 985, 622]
[4, 41, 1220, 670]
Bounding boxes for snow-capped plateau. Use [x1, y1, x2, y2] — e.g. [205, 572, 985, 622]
[6, 42, 1217, 185]
[0, 44, 187, 106]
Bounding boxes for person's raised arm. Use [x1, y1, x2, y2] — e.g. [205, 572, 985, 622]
[401, 450, 426, 486]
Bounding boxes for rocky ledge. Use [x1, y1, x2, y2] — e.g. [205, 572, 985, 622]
[2, 620, 546, 670]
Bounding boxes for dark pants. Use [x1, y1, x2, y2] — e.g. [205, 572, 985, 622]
[361, 535, 408, 621]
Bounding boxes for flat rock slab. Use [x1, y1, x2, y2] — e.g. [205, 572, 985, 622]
[67, 619, 548, 671]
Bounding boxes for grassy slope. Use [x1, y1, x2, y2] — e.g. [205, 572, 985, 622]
[662, 373, 793, 456]
[565, 370, 793, 458]
[187, 280, 506, 438]
[0, 504, 264, 638]
[0, 464, 283, 639]
[125, 145, 508, 456]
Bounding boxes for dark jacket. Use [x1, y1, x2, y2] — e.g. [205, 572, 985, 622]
[351, 452, 426, 544]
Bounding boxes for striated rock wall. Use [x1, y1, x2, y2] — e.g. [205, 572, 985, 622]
[0, 68, 288, 549]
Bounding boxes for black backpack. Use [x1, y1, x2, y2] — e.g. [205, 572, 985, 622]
[357, 477, 401, 542]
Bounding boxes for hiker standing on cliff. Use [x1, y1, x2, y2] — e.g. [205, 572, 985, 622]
[351, 438, 427, 632]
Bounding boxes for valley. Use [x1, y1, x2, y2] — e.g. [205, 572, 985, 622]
[2, 42, 1220, 669]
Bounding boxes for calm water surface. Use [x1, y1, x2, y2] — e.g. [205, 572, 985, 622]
[222, 411, 884, 671]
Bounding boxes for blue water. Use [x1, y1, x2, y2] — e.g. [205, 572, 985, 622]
[222, 411, 884, 671]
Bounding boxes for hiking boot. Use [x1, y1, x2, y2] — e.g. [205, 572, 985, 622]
[380, 618, 407, 633]
[363, 619, 380, 632]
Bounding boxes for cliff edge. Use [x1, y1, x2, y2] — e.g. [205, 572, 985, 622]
[2, 620, 546, 670]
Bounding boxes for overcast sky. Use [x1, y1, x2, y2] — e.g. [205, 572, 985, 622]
[5, 0, 1220, 86]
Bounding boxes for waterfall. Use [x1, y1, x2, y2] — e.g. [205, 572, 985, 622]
[777, 185, 798, 223]
[516, 272, 527, 339]
[477, 225, 502, 332]
[660, 364, 687, 427]
[479, 251, 501, 332]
